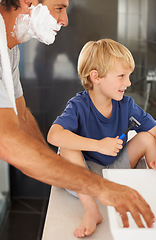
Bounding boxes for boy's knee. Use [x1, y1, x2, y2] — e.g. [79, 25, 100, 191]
[137, 132, 156, 147]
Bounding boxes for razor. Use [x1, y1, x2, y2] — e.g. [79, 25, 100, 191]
[119, 116, 141, 140]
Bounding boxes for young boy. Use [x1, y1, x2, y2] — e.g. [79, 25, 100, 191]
[47, 39, 156, 238]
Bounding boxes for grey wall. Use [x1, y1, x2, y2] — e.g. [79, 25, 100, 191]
[147, 0, 156, 66]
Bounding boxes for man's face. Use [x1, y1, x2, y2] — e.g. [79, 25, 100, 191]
[13, 0, 69, 44]
[42, 0, 69, 27]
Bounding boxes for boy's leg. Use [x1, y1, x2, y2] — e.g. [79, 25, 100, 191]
[127, 132, 156, 169]
[59, 148, 102, 238]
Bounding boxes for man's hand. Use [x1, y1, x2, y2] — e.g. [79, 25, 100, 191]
[97, 137, 123, 156]
[97, 179, 155, 228]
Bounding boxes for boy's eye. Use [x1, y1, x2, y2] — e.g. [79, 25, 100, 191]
[119, 74, 124, 78]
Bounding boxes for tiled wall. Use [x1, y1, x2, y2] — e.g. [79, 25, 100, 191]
[118, 0, 156, 119]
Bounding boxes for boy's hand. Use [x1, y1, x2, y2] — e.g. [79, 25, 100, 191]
[97, 136, 123, 156]
[150, 161, 156, 169]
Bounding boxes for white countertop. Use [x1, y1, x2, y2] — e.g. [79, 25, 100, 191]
[42, 169, 156, 240]
[42, 186, 113, 240]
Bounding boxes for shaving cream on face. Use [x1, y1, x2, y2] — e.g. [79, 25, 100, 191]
[12, 4, 62, 45]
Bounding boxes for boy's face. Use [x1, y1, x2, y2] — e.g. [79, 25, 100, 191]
[99, 61, 132, 101]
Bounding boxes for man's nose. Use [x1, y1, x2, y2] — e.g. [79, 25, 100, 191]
[59, 11, 68, 27]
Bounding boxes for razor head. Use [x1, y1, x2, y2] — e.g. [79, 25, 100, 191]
[129, 116, 141, 127]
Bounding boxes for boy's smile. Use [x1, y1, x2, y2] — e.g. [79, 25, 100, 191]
[118, 88, 127, 94]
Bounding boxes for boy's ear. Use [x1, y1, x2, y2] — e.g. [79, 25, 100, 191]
[90, 70, 100, 84]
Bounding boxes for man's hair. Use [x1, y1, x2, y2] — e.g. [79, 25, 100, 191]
[1, 0, 20, 10]
[0, 0, 43, 10]
[78, 39, 135, 90]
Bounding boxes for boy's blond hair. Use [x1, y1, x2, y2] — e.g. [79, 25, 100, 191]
[78, 39, 135, 90]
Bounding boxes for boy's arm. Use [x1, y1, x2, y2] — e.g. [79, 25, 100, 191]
[47, 124, 123, 156]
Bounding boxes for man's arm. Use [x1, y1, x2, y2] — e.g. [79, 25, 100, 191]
[0, 107, 99, 191]
[16, 95, 46, 144]
[0, 107, 154, 228]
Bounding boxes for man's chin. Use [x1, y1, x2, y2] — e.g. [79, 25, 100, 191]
[15, 32, 56, 45]
[38, 36, 56, 45]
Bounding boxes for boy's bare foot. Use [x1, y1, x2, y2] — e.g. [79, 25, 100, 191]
[74, 206, 103, 238]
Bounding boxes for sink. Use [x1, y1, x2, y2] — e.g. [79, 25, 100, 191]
[102, 169, 156, 240]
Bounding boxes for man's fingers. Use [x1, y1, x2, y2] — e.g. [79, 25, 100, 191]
[115, 189, 155, 228]
[117, 207, 145, 228]
[137, 195, 155, 227]
[127, 197, 155, 228]
[127, 190, 155, 228]
[99, 180, 155, 229]
[120, 213, 129, 228]
[130, 209, 145, 228]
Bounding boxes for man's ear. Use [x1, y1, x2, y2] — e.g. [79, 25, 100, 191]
[20, 0, 32, 13]
[90, 70, 100, 84]
[24, 0, 32, 7]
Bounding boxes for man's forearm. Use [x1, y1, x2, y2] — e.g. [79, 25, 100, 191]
[18, 107, 46, 145]
[2, 106, 102, 196]
[0, 124, 103, 198]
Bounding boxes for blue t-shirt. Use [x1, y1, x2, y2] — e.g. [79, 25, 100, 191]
[53, 91, 156, 166]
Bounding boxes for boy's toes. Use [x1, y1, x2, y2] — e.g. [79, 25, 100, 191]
[74, 227, 86, 238]
[84, 225, 96, 236]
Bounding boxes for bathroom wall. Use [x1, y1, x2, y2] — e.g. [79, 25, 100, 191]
[146, 0, 156, 117]
[117, 0, 148, 107]
[118, 0, 156, 119]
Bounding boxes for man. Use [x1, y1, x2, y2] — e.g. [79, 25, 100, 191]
[0, 0, 155, 231]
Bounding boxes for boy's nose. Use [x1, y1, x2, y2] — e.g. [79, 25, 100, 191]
[125, 77, 131, 87]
